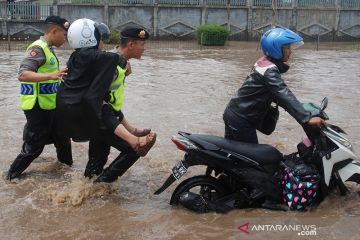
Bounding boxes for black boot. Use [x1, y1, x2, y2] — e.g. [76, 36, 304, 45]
[55, 137, 73, 166]
[7, 143, 43, 180]
[84, 156, 108, 179]
[84, 141, 110, 178]
[94, 171, 118, 183]
[6, 169, 23, 181]
[57, 156, 73, 166]
[84, 161, 106, 179]
[94, 152, 139, 183]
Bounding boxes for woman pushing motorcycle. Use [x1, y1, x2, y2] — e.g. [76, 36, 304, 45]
[223, 27, 325, 143]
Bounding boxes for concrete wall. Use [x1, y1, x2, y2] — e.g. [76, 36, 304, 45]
[58, 5, 105, 23]
[1, 1, 360, 41]
[157, 7, 202, 38]
[108, 6, 154, 34]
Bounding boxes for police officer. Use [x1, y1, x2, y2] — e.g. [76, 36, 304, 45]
[84, 27, 156, 183]
[7, 16, 73, 180]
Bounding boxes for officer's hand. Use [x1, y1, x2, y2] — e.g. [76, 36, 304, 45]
[308, 117, 325, 127]
[50, 68, 67, 81]
[125, 62, 132, 76]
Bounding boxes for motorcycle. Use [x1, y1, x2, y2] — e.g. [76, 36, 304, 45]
[154, 98, 360, 213]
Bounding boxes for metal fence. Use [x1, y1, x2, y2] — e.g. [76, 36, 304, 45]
[0, 2, 6, 18]
[253, 0, 293, 7]
[231, 0, 247, 6]
[1, 0, 360, 20]
[298, 0, 336, 8]
[207, 0, 227, 6]
[206, 0, 247, 6]
[253, 0, 357, 8]
[254, 0, 273, 7]
[42, 0, 360, 7]
[58, 0, 157, 4]
[341, 0, 360, 8]
[1, 2, 51, 20]
[70, 0, 102, 4]
[158, 0, 199, 5]
[58, 0, 245, 5]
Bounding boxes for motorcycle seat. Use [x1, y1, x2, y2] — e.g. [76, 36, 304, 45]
[190, 134, 283, 165]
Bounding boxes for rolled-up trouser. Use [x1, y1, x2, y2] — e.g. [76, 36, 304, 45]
[7, 103, 72, 180]
[86, 128, 139, 183]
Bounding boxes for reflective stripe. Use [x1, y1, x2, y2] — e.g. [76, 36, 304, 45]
[109, 84, 121, 91]
[20, 83, 34, 95]
[39, 82, 59, 94]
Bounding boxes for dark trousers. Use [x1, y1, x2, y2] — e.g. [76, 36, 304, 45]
[223, 109, 258, 144]
[7, 103, 72, 180]
[85, 128, 139, 182]
[224, 124, 258, 144]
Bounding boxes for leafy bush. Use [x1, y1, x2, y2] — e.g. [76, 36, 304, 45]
[104, 29, 120, 44]
[196, 24, 230, 46]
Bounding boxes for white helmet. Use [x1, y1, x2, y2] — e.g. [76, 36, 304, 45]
[67, 18, 98, 49]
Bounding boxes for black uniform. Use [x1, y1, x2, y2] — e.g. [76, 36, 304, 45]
[84, 27, 150, 182]
[8, 101, 73, 180]
[85, 104, 140, 182]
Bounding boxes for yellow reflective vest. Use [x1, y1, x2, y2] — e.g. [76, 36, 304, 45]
[108, 65, 126, 111]
[20, 38, 60, 110]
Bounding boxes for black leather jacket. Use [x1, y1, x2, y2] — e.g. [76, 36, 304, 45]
[56, 48, 120, 141]
[224, 56, 311, 128]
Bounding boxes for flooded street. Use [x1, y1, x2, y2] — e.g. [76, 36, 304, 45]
[0, 41, 360, 240]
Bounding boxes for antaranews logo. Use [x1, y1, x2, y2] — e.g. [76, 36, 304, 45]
[238, 222, 317, 236]
[238, 222, 251, 235]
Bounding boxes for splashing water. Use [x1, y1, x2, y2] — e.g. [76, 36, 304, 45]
[48, 172, 116, 206]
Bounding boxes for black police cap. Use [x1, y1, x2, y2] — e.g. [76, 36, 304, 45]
[121, 27, 149, 40]
[45, 15, 70, 31]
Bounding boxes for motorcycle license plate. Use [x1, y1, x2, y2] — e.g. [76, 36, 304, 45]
[172, 161, 187, 180]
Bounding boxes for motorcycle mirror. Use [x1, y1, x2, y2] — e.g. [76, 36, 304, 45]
[320, 97, 328, 111]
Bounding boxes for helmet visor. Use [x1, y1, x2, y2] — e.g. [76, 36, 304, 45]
[95, 23, 110, 41]
[290, 40, 304, 50]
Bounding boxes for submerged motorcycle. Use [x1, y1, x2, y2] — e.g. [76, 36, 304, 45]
[154, 98, 360, 213]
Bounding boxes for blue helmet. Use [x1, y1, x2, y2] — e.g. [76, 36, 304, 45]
[260, 28, 304, 61]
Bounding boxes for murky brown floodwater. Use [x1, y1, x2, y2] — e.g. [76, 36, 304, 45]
[0, 41, 360, 240]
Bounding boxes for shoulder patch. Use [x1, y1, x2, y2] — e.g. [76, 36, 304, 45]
[30, 49, 38, 57]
